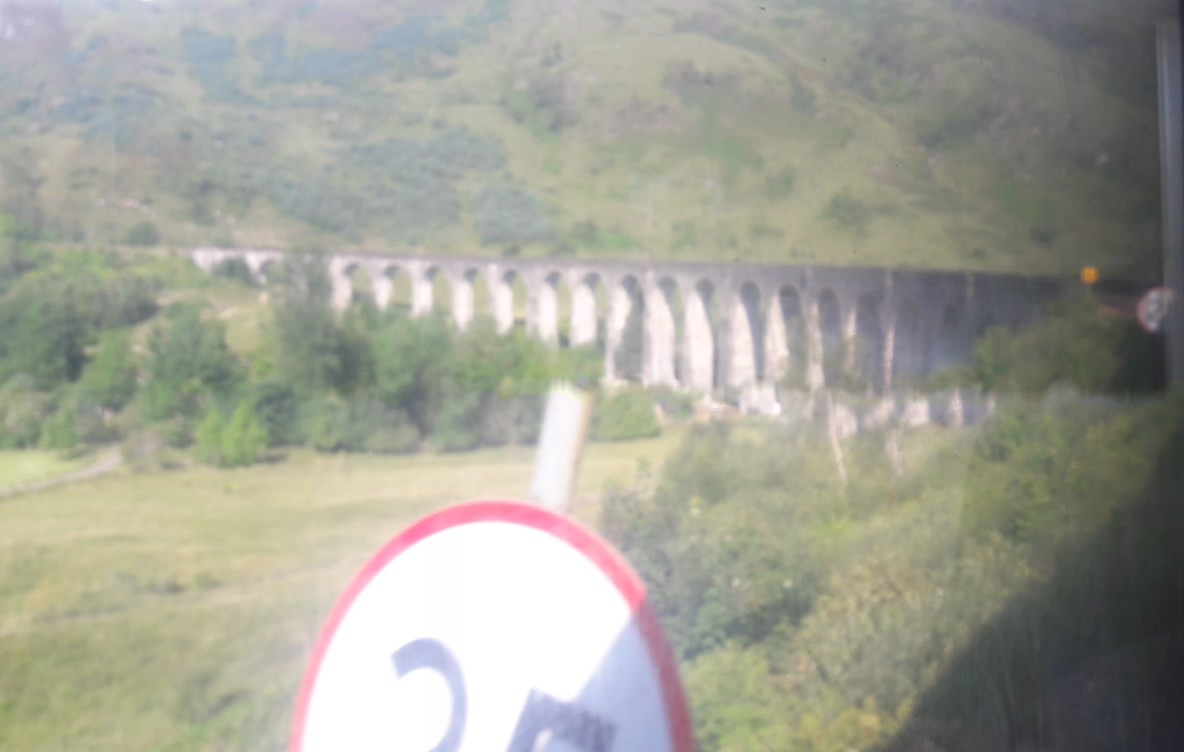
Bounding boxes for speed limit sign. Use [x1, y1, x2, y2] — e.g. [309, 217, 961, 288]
[1137, 286, 1175, 333]
[290, 501, 694, 752]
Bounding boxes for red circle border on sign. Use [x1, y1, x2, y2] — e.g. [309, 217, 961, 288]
[289, 500, 696, 752]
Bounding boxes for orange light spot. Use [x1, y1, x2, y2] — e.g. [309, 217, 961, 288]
[1081, 267, 1099, 285]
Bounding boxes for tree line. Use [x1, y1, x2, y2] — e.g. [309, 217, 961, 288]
[0, 233, 667, 466]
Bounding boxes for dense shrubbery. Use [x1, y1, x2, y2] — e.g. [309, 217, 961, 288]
[593, 387, 660, 441]
[973, 291, 1161, 394]
[182, 29, 252, 103]
[252, 15, 462, 87]
[0, 243, 671, 465]
[124, 222, 161, 246]
[604, 395, 1183, 751]
[196, 401, 268, 467]
[598, 292, 1178, 751]
[0, 252, 159, 391]
[472, 183, 556, 247]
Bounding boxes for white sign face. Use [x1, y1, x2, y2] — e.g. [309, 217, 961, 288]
[290, 501, 694, 752]
[1137, 286, 1175, 333]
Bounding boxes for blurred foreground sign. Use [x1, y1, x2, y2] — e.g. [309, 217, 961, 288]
[1137, 286, 1175, 333]
[290, 501, 694, 752]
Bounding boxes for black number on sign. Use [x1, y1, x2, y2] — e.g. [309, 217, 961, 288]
[391, 638, 467, 752]
[390, 639, 617, 751]
[506, 689, 616, 752]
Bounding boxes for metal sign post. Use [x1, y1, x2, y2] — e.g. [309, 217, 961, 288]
[1158, 18, 1184, 389]
[529, 382, 593, 513]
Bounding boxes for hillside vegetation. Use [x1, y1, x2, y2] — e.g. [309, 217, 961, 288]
[604, 394, 1184, 751]
[0, 0, 1169, 277]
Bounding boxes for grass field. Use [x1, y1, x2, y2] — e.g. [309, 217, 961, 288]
[0, 432, 681, 751]
[0, 451, 96, 495]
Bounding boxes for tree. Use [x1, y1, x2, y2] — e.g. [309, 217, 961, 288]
[0, 374, 52, 448]
[372, 313, 455, 433]
[38, 408, 78, 452]
[593, 387, 660, 441]
[196, 402, 268, 467]
[78, 331, 137, 411]
[0, 214, 46, 294]
[140, 304, 240, 420]
[269, 253, 359, 394]
[221, 401, 268, 466]
[195, 408, 226, 465]
[124, 222, 161, 246]
[0, 280, 89, 388]
[249, 381, 301, 447]
[0, 258, 157, 390]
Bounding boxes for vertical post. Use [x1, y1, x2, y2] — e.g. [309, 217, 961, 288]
[330, 262, 353, 312]
[805, 297, 825, 391]
[726, 293, 756, 388]
[604, 281, 630, 385]
[764, 293, 788, 386]
[529, 383, 593, 514]
[1158, 19, 1184, 389]
[533, 278, 559, 346]
[372, 272, 393, 310]
[684, 285, 715, 393]
[411, 264, 434, 318]
[881, 275, 896, 393]
[644, 279, 677, 386]
[570, 279, 598, 347]
[841, 304, 858, 380]
[452, 275, 474, 331]
[492, 270, 515, 334]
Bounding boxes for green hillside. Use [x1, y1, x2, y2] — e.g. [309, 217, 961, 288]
[0, 0, 1168, 277]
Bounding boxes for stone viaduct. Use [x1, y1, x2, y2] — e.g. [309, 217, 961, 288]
[190, 247, 1065, 402]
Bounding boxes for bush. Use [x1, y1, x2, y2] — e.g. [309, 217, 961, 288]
[474, 393, 544, 447]
[222, 401, 268, 466]
[124, 222, 161, 246]
[246, 381, 300, 447]
[650, 386, 695, 420]
[472, 183, 556, 247]
[38, 409, 78, 452]
[601, 424, 834, 659]
[432, 391, 483, 452]
[196, 402, 268, 467]
[553, 345, 602, 391]
[140, 305, 241, 420]
[973, 291, 1160, 394]
[78, 331, 137, 411]
[821, 188, 874, 235]
[299, 395, 351, 452]
[195, 409, 226, 464]
[0, 374, 52, 448]
[297, 392, 419, 453]
[213, 257, 256, 286]
[362, 412, 420, 454]
[593, 387, 660, 441]
[765, 167, 797, 198]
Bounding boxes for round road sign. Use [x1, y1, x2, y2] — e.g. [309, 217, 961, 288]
[290, 501, 694, 752]
[1137, 286, 1175, 333]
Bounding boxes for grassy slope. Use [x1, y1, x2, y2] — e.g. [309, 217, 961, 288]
[0, 451, 95, 492]
[0, 432, 681, 751]
[0, 0, 1164, 277]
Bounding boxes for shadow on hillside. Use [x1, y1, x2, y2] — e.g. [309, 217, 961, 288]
[883, 420, 1184, 752]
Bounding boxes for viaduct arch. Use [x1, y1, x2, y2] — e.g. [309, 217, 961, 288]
[191, 247, 1064, 402]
